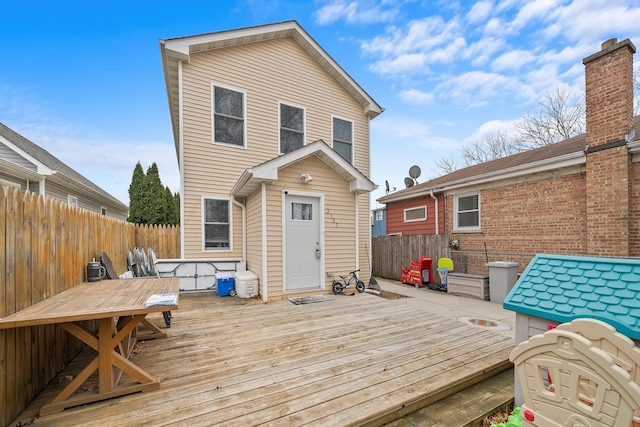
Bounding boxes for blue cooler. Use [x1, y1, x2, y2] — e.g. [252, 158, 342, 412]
[216, 272, 235, 296]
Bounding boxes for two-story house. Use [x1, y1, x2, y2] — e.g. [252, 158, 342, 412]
[159, 21, 383, 301]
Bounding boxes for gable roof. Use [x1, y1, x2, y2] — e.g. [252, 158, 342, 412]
[159, 20, 384, 158]
[503, 253, 640, 340]
[0, 123, 127, 209]
[379, 116, 640, 204]
[231, 139, 375, 198]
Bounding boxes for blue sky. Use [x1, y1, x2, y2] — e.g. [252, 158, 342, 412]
[2, 0, 640, 209]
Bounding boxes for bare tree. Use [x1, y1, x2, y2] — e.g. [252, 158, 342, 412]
[434, 87, 586, 176]
[513, 87, 585, 150]
[433, 155, 460, 175]
[460, 131, 519, 165]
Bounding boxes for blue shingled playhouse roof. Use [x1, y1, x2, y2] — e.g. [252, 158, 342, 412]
[503, 253, 640, 339]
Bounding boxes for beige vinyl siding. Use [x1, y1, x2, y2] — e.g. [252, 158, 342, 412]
[44, 180, 128, 221]
[180, 36, 371, 259]
[259, 156, 357, 299]
[245, 190, 263, 285]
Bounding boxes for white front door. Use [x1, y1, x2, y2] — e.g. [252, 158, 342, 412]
[284, 194, 322, 291]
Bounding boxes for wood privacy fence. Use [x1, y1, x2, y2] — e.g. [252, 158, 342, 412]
[1, 187, 180, 427]
[371, 234, 450, 281]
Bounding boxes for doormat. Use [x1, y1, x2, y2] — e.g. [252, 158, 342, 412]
[287, 295, 334, 305]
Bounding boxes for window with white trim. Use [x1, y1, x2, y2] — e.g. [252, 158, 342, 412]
[203, 198, 230, 249]
[68, 195, 78, 207]
[454, 193, 480, 230]
[404, 206, 426, 222]
[376, 210, 383, 221]
[212, 85, 245, 147]
[280, 103, 304, 154]
[101, 207, 107, 216]
[333, 117, 353, 163]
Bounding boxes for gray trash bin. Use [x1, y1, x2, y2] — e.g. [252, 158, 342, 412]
[486, 261, 519, 304]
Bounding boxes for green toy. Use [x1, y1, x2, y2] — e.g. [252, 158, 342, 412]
[490, 407, 523, 427]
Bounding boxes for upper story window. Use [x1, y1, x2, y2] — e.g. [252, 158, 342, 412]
[203, 197, 230, 250]
[333, 117, 353, 164]
[101, 207, 107, 216]
[212, 85, 245, 147]
[280, 103, 305, 154]
[376, 210, 384, 221]
[68, 195, 78, 207]
[454, 193, 480, 231]
[404, 206, 426, 222]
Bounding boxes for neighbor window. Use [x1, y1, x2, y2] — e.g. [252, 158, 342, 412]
[404, 206, 426, 222]
[376, 210, 384, 221]
[280, 103, 304, 154]
[454, 193, 480, 230]
[68, 195, 78, 207]
[212, 85, 245, 147]
[333, 117, 353, 163]
[101, 207, 107, 216]
[203, 198, 230, 249]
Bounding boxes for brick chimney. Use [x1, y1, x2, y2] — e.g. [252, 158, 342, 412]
[583, 38, 636, 256]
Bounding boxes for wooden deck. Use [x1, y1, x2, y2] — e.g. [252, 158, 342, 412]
[12, 292, 514, 426]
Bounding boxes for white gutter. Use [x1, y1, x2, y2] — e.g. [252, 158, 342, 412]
[430, 189, 439, 235]
[261, 182, 268, 302]
[230, 196, 246, 262]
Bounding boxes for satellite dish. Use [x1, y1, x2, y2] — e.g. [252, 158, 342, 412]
[404, 177, 414, 188]
[409, 165, 421, 181]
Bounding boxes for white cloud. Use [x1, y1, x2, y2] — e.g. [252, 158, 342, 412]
[543, 1, 640, 44]
[314, 0, 400, 25]
[369, 52, 429, 75]
[399, 89, 435, 105]
[436, 71, 521, 107]
[361, 16, 461, 58]
[471, 119, 516, 139]
[491, 49, 536, 72]
[467, 1, 493, 23]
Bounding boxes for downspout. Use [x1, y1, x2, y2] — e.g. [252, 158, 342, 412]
[178, 60, 185, 259]
[230, 196, 246, 262]
[261, 182, 268, 302]
[430, 189, 439, 235]
[355, 192, 359, 273]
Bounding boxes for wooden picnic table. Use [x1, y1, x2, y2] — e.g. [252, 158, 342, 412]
[0, 277, 179, 415]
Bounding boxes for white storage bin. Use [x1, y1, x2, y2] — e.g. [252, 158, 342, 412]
[234, 271, 259, 298]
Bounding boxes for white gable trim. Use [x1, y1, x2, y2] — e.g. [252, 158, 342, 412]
[231, 140, 375, 198]
[0, 134, 54, 176]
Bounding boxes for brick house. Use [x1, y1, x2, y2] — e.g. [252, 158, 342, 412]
[377, 38, 640, 275]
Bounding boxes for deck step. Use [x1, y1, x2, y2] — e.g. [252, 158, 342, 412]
[383, 368, 514, 427]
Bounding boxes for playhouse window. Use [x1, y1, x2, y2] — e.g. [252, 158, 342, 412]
[203, 198, 230, 249]
[212, 85, 245, 147]
[454, 193, 480, 230]
[333, 117, 353, 164]
[280, 103, 305, 154]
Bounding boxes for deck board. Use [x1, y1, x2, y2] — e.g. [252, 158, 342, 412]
[12, 292, 514, 426]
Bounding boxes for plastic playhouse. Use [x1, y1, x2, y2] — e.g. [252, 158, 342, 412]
[400, 256, 433, 288]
